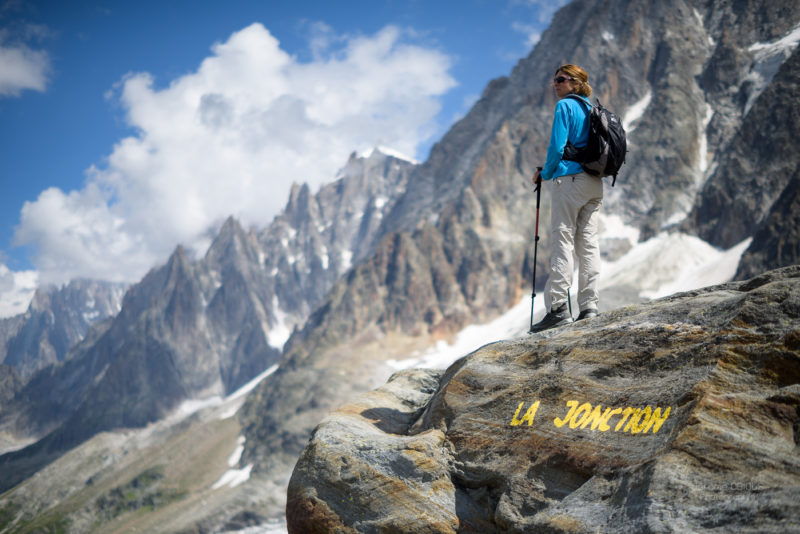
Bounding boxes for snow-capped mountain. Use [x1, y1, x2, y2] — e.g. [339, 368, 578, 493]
[0, 280, 126, 381]
[0, 147, 416, 491]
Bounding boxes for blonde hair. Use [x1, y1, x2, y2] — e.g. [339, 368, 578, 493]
[556, 64, 592, 97]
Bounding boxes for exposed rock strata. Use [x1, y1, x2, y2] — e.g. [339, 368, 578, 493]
[0, 365, 21, 405]
[691, 47, 800, 249]
[736, 169, 800, 280]
[288, 266, 800, 533]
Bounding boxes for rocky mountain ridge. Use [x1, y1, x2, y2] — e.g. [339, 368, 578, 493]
[0, 279, 126, 381]
[0, 148, 415, 491]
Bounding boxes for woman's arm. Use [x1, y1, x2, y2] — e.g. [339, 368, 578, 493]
[540, 102, 571, 180]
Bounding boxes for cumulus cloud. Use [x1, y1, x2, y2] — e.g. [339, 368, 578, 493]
[512, 21, 542, 50]
[13, 23, 456, 285]
[513, 0, 571, 23]
[0, 39, 50, 96]
[0, 263, 37, 317]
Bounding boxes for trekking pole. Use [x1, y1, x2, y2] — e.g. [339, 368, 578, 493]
[529, 167, 542, 332]
[567, 288, 573, 319]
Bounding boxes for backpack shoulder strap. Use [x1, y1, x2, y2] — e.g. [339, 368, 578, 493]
[565, 94, 593, 110]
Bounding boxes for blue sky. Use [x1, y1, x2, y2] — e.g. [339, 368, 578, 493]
[0, 0, 567, 316]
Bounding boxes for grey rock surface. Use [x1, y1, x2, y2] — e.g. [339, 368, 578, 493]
[288, 266, 800, 533]
[736, 168, 800, 281]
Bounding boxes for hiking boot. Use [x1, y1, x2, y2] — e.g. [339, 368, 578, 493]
[529, 304, 572, 333]
[577, 308, 599, 321]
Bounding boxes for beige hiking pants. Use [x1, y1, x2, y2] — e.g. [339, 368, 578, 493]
[544, 172, 603, 313]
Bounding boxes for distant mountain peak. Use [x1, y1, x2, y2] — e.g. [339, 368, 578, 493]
[359, 145, 419, 164]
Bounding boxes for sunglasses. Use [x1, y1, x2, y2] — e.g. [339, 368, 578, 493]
[553, 76, 574, 84]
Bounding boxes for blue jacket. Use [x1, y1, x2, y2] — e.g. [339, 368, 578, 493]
[540, 95, 591, 181]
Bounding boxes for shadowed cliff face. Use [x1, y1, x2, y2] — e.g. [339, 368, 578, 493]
[287, 266, 800, 533]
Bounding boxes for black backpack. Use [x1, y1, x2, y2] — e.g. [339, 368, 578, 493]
[562, 95, 627, 186]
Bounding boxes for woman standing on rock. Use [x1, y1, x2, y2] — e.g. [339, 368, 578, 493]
[529, 64, 603, 332]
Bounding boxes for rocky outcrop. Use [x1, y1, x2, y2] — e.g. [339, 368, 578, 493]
[0, 316, 24, 373]
[287, 266, 800, 533]
[0, 365, 21, 405]
[690, 46, 800, 249]
[736, 169, 800, 280]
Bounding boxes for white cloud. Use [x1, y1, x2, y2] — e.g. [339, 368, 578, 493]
[509, 0, 572, 51]
[13, 23, 456, 285]
[0, 264, 37, 317]
[512, 21, 541, 49]
[0, 40, 50, 97]
[513, 0, 572, 24]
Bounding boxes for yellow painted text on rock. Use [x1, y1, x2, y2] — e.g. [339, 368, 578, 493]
[510, 399, 671, 434]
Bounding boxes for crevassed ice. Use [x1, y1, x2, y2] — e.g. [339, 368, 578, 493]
[623, 90, 652, 133]
[268, 296, 292, 350]
[748, 23, 800, 59]
[212, 463, 252, 490]
[227, 435, 245, 467]
[698, 102, 713, 176]
[743, 23, 800, 114]
[340, 249, 353, 271]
